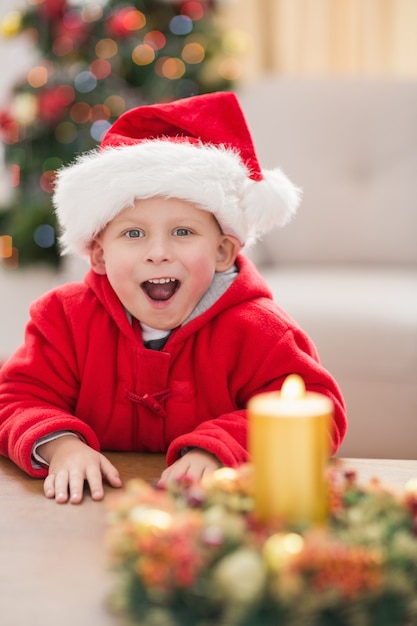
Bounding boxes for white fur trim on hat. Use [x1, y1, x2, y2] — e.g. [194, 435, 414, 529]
[53, 140, 301, 257]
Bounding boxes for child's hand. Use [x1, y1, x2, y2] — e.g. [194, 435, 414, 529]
[38, 435, 122, 504]
[158, 448, 221, 488]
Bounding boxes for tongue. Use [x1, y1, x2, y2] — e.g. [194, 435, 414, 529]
[144, 281, 177, 301]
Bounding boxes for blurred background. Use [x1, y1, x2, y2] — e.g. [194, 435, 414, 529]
[1, 0, 417, 458]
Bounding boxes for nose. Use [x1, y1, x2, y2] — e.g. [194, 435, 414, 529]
[144, 234, 172, 264]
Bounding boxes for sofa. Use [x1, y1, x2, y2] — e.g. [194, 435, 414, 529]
[238, 77, 417, 460]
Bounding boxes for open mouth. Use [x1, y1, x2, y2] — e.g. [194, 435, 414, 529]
[141, 278, 180, 301]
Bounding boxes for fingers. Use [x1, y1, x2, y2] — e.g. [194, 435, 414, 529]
[100, 456, 123, 490]
[85, 458, 122, 500]
[80, 465, 103, 502]
[43, 455, 122, 504]
[43, 473, 60, 500]
[43, 468, 89, 504]
[157, 464, 185, 489]
[158, 451, 221, 489]
[43, 470, 72, 503]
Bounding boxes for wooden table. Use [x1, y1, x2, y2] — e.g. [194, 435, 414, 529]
[1, 453, 417, 626]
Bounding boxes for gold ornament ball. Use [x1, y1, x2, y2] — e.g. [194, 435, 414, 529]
[263, 532, 304, 571]
[1, 11, 22, 37]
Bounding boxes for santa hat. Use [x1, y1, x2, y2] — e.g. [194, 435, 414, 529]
[53, 91, 301, 257]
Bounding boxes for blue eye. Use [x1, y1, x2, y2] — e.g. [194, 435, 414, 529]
[124, 229, 143, 238]
[173, 228, 191, 237]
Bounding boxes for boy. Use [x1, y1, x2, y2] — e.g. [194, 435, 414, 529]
[0, 92, 347, 504]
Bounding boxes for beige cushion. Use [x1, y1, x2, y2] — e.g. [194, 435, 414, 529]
[239, 78, 417, 459]
[258, 266, 417, 378]
[239, 78, 417, 266]
[259, 265, 417, 459]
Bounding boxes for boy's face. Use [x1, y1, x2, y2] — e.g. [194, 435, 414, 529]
[90, 197, 240, 330]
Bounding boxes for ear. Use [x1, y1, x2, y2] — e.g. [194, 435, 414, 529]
[89, 238, 107, 275]
[215, 235, 241, 272]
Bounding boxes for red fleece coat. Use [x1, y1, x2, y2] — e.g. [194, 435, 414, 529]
[0, 255, 346, 477]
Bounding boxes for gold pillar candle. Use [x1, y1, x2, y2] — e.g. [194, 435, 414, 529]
[248, 375, 333, 525]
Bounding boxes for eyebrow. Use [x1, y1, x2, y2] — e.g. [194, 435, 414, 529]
[117, 214, 211, 228]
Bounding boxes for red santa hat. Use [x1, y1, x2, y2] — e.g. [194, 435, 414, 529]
[53, 91, 301, 257]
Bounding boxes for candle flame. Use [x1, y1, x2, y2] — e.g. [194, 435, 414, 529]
[281, 374, 306, 400]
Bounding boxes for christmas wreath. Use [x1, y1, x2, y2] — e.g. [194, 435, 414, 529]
[105, 461, 417, 626]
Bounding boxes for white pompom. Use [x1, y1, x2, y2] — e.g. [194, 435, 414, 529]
[242, 169, 302, 243]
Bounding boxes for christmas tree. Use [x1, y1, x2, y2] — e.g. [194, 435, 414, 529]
[0, 0, 242, 269]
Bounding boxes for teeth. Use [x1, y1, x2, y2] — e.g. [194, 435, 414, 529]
[147, 278, 176, 284]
